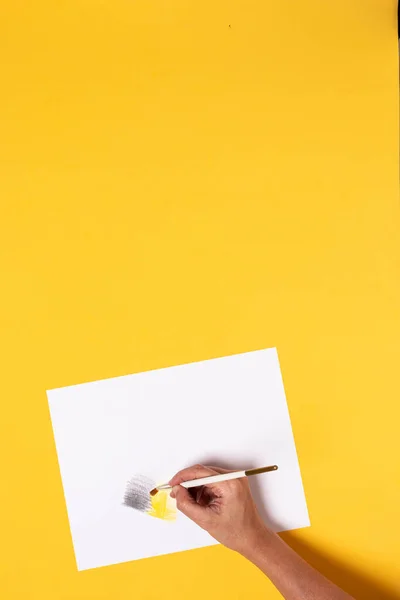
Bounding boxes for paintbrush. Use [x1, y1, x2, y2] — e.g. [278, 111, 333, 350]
[150, 465, 278, 496]
[123, 466, 278, 515]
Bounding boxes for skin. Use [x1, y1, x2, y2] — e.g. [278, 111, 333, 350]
[170, 465, 354, 600]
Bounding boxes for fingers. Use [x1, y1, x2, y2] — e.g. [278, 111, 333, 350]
[169, 464, 219, 487]
[204, 465, 233, 474]
[195, 485, 213, 507]
[171, 485, 206, 523]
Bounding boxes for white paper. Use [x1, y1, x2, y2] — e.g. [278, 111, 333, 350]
[48, 348, 309, 571]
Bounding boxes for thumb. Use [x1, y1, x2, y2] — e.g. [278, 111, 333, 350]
[172, 485, 205, 523]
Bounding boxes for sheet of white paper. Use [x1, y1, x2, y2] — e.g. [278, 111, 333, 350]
[48, 348, 309, 570]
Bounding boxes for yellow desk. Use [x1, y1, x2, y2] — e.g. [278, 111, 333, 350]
[1, 1, 399, 598]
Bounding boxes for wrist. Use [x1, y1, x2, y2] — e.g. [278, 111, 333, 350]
[239, 524, 277, 562]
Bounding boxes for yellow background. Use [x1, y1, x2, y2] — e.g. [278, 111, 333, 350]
[1, 1, 399, 598]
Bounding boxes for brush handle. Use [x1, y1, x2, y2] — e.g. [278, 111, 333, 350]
[181, 469, 247, 489]
[157, 465, 278, 492]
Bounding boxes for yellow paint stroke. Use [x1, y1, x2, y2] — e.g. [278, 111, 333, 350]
[148, 490, 176, 521]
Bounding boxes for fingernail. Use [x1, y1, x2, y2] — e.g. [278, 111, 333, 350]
[170, 488, 176, 499]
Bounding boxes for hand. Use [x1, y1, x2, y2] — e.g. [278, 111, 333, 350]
[169, 464, 270, 554]
[170, 465, 354, 600]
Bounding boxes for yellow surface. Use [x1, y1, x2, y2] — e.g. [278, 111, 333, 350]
[0, 1, 399, 598]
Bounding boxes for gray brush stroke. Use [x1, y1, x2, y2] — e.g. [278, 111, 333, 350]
[123, 474, 155, 513]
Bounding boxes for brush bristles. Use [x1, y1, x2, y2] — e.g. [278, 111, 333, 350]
[123, 475, 155, 512]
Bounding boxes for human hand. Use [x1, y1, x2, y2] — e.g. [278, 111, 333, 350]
[171, 465, 355, 600]
[169, 464, 271, 554]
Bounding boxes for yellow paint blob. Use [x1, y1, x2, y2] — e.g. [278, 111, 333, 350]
[148, 490, 176, 521]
